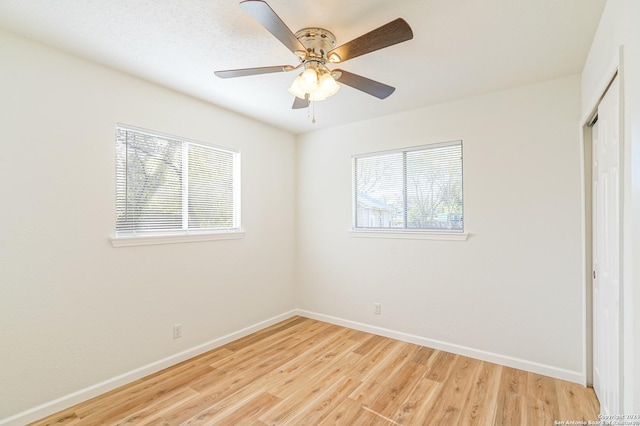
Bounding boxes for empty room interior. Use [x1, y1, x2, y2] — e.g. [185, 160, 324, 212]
[1, 0, 640, 424]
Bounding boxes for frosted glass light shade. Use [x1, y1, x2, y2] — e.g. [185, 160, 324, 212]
[309, 91, 327, 101]
[299, 68, 318, 92]
[318, 73, 340, 97]
[288, 77, 306, 99]
[288, 68, 341, 102]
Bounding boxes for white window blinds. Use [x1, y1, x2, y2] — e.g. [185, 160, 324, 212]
[353, 141, 463, 231]
[116, 125, 239, 235]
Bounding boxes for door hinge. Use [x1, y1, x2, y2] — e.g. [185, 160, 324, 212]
[593, 270, 596, 279]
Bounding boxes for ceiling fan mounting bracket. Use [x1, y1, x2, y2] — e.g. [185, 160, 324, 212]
[294, 28, 337, 63]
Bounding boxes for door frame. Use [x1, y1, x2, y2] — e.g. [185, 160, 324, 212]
[581, 49, 625, 406]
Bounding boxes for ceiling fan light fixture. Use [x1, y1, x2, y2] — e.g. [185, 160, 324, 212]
[298, 68, 319, 92]
[309, 91, 327, 102]
[287, 77, 306, 99]
[288, 67, 340, 102]
[318, 72, 340, 97]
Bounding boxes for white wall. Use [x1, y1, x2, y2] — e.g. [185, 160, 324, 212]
[581, 0, 640, 412]
[0, 17, 606, 422]
[296, 75, 585, 381]
[0, 30, 296, 422]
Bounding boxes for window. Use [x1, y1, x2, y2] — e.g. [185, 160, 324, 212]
[353, 141, 463, 232]
[115, 124, 240, 241]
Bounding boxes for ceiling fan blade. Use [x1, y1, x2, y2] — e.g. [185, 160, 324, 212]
[292, 94, 310, 109]
[240, 0, 307, 56]
[214, 65, 294, 78]
[327, 18, 413, 64]
[333, 70, 395, 99]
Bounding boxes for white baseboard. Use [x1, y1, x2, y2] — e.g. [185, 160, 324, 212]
[0, 310, 298, 426]
[295, 309, 584, 385]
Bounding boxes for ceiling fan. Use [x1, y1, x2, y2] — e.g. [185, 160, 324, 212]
[215, 0, 413, 110]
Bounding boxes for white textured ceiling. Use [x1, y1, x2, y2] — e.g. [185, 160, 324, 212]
[0, 0, 605, 134]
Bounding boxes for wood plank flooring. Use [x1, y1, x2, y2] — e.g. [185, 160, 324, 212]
[30, 316, 599, 425]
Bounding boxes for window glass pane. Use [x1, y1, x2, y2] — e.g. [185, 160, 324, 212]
[355, 153, 403, 228]
[353, 141, 463, 231]
[406, 144, 463, 230]
[116, 129, 182, 232]
[115, 125, 239, 236]
[188, 144, 235, 229]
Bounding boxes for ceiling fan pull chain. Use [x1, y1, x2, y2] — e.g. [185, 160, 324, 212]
[312, 101, 316, 124]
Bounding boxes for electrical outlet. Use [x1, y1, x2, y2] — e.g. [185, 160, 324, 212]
[374, 303, 381, 315]
[173, 324, 182, 339]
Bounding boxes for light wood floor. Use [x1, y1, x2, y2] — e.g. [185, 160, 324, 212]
[31, 316, 599, 425]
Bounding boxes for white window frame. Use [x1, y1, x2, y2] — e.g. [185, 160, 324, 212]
[111, 124, 243, 247]
[350, 140, 467, 241]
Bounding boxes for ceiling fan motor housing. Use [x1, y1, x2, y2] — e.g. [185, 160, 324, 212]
[294, 28, 337, 64]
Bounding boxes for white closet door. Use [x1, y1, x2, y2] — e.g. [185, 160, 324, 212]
[592, 76, 621, 416]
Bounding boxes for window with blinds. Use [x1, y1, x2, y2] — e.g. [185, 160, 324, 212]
[353, 141, 463, 231]
[116, 125, 240, 236]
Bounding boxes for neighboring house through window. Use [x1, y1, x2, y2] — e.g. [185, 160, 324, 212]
[357, 193, 395, 228]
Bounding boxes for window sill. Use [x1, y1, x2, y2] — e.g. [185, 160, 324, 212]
[110, 230, 245, 247]
[349, 229, 468, 241]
